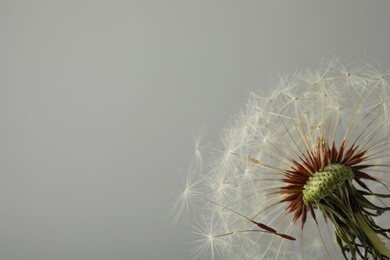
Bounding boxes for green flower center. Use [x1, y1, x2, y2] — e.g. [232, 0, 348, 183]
[303, 164, 353, 204]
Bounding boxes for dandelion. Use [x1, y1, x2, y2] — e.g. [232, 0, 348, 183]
[173, 59, 390, 259]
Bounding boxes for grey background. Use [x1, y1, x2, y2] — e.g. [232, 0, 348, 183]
[1, 1, 390, 259]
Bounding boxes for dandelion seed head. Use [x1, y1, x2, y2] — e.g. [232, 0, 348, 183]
[174, 59, 390, 259]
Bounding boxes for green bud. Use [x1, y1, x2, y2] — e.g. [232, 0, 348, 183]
[303, 164, 353, 204]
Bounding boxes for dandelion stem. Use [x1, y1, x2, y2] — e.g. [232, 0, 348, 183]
[356, 212, 390, 258]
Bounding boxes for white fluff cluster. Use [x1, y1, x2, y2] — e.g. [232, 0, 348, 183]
[174, 59, 390, 259]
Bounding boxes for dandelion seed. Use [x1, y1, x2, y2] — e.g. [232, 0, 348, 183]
[174, 59, 390, 259]
[170, 159, 202, 224]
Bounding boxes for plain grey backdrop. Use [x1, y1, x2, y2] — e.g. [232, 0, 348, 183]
[1, 1, 390, 259]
